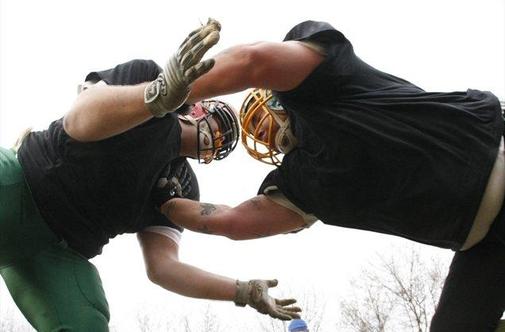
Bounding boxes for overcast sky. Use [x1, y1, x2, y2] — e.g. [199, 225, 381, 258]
[1, 0, 504, 331]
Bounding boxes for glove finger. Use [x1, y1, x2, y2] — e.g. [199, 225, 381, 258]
[182, 163, 191, 181]
[266, 279, 278, 288]
[169, 177, 183, 197]
[268, 310, 294, 321]
[181, 172, 191, 191]
[178, 26, 201, 50]
[156, 177, 169, 189]
[182, 184, 192, 198]
[275, 298, 298, 306]
[277, 308, 301, 320]
[180, 172, 192, 196]
[279, 305, 302, 313]
[179, 30, 219, 69]
[178, 23, 219, 65]
[188, 30, 220, 64]
[184, 59, 215, 84]
[175, 160, 188, 178]
[160, 164, 171, 179]
[178, 22, 212, 55]
[206, 18, 221, 32]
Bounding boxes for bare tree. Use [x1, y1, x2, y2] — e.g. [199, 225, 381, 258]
[169, 305, 221, 332]
[136, 311, 155, 332]
[340, 277, 393, 332]
[256, 312, 287, 332]
[298, 288, 326, 332]
[339, 245, 449, 332]
[200, 305, 221, 332]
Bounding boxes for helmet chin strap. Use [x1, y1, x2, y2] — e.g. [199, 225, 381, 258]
[269, 110, 297, 154]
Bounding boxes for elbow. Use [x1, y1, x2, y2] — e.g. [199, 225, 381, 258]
[145, 265, 162, 285]
[145, 264, 173, 287]
[63, 112, 93, 142]
[62, 114, 78, 140]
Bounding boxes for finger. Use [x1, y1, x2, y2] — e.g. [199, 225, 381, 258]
[178, 26, 202, 50]
[278, 309, 301, 320]
[206, 18, 221, 32]
[175, 161, 187, 178]
[279, 305, 302, 313]
[184, 59, 215, 84]
[268, 310, 294, 321]
[182, 185, 192, 197]
[178, 24, 220, 65]
[178, 22, 212, 53]
[161, 164, 171, 178]
[180, 30, 220, 69]
[275, 298, 297, 306]
[266, 279, 278, 288]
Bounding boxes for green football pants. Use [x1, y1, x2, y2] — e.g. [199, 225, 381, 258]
[0, 147, 110, 331]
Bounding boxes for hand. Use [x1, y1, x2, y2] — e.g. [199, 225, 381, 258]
[234, 279, 301, 321]
[152, 158, 197, 207]
[145, 18, 221, 117]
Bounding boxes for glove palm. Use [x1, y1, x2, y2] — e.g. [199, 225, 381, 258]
[234, 279, 302, 321]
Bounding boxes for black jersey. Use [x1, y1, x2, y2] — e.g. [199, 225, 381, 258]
[259, 21, 503, 250]
[18, 60, 191, 258]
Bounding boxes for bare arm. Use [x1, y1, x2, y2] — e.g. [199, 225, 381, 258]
[63, 83, 152, 142]
[137, 231, 236, 300]
[161, 195, 306, 240]
[63, 19, 220, 142]
[187, 41, 325, 103]
[138, 230, 302, 320]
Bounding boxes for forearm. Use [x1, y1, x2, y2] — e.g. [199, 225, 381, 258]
[162, 196, 304, 240]
[151, 259, 236, 301]
[187, 44, 257, 103]
[187, 41, 325, 103]
[63, 83, 153, 142]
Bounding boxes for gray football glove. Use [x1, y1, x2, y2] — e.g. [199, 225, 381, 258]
[234, 279, 302, 321]
[145, 18, 221, 117]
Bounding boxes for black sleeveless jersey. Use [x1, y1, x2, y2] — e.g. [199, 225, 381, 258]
[18, 59, 193, 258]
[259, 21, 503, 250]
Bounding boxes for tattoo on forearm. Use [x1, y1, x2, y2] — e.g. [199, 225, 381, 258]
[200, 203, 217, 216]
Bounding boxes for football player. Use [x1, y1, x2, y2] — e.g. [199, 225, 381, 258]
[0, 19, 300, 332]
[162, 20, 505, 331]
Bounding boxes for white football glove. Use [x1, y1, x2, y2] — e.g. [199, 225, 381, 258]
[145, 18, 221, 117]
[234, 279, 302, 321]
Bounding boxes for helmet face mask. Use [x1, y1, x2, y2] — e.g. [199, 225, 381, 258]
[181, 101, 239, 164]
[240, 89, 296, 166]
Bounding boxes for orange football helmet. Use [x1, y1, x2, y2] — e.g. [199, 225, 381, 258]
[239, 89, 297, 166]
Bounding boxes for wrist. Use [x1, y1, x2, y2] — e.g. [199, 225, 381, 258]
[144, 74, 169, 118]
[234, 280, 250, 307]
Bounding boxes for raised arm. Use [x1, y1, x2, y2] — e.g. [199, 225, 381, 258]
[161, 195, 306, 240]
[64, 19, 220, 142]
[187, 40, 325, 103]
[137, 231, 301, 320]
